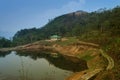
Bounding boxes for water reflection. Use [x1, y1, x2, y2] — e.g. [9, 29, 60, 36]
[16, 51, 87, 72]
[0, 51, 10, 57]
[0, 51, 87, 80]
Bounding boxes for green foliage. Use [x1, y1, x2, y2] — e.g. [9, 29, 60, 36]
[54, 37, 78, 46]
[77, 50, 95, 61]
[0, 37, 12, 48]
[13, 28, 43, 46]
[12, 6, 120, 46]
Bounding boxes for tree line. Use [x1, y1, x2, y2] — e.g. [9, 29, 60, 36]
[0, 6, 120, 47]
[0, 37, 12, 48]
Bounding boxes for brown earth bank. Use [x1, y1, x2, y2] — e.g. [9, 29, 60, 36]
[0, 40, 114, 80]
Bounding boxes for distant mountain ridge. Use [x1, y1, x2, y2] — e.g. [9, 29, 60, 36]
[13, 6, 120, 45]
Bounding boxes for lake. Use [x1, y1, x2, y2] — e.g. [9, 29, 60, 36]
[0, 51, 87, 80]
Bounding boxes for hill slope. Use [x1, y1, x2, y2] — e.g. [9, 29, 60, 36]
[13, 10, 88, 45]
[13, 6, 120, 46]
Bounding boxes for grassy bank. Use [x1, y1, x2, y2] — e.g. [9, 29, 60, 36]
[77, 31, 120, 80]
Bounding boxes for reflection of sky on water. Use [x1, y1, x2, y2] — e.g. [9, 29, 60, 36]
[0, 51, 73, 80]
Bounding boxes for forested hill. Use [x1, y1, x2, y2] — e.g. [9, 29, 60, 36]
[13, 6, 120, 45]
[13, 10, 88, 45]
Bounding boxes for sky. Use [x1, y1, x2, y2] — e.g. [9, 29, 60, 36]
[0, 0, 120, 39]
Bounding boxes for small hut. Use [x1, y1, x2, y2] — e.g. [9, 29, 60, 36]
[50, 35, 61, 41]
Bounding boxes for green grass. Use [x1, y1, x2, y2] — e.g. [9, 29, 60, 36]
[55, 37, 78, 46]
[35, 37, 78, 46]
[81, 55, 94, 61]
[77, 50, 95, 61]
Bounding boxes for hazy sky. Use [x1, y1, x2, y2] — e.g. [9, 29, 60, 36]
[0, 0, 120, 38]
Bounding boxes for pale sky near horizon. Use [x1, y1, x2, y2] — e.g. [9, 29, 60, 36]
[0, 0, 120, 39]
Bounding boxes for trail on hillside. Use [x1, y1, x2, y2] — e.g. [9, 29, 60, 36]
[65, 42, 114, 80]
[100, 49, 114, 70]
[66, 69, 102, 80]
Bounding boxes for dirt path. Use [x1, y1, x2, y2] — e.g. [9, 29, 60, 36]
[65, 46, 114, 80]
[100, 49, 114, 70]
[66, 49, 114, 80]
[66, 69, 102, 80]
[80, 69, 102, 80]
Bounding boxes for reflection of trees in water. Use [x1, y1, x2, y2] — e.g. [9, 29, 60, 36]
[16, 51, 87, 72]
[45, 55, 87, 72]
[40, 77, 55, 80]
[16, 51, 50, 60]
[0, 51, 11, 57]
[0, 75, 19, 80]
[19, 57, 33, 80]
[40, 74, 55, 80]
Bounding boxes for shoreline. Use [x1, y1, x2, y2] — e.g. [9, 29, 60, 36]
[0, 41, 114, 80]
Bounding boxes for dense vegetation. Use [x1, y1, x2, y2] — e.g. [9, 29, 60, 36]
[0, 37, 12, 48]
[12, 6, 120, 45]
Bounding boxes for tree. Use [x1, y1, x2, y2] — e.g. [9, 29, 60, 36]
[0, 37, 12, 48]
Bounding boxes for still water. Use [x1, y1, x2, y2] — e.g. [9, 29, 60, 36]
[0, 51, 87, 80]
